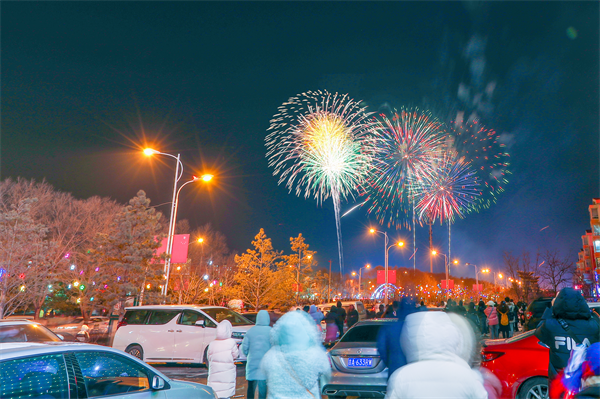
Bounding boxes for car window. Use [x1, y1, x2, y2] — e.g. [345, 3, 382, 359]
[0, 324, 61, 342]
[147, 310, 180, 325]
[122, 310, 150, 325]
[74, 351, 150, 397]
[0, 353, 69, 398]
[340, 324, 383, 342]
[178, 310, 215, 327]
[202, 308, 252, 326]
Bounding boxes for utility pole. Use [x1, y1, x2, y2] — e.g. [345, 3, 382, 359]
[428, 219, 433, 273]
[328, 260, 332, 303]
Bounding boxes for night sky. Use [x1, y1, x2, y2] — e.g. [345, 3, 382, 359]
[2, 2, 599, 282]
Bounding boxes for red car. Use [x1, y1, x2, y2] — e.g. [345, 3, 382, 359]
[481, 330, 549, 399]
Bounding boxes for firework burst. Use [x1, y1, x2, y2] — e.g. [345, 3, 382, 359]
[446, 118, 510, 210]
[266, 90, 378, 273]
[363, 107, 447, 228]
[413, 150, 481, 223]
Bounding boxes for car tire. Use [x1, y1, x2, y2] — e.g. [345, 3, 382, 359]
[517, 377, 548, 399]
[203, 347, 209, 371]
[125, 344, 144, 361]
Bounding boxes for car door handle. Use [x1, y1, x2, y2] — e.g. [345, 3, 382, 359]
[167, 330, 175, 332]
[176, 330, 182, 332]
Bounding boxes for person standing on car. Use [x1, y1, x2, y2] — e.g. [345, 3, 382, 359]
[207, 320, 239, 399]
[347, 304, 359, 328]
[535, 287, 600, 392]
[242, 310, 271, 399]
[261, 311, 331, 399]
[485, 301, 499, 339]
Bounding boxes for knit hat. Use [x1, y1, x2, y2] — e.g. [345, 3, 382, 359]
[487, 301, 495, 306]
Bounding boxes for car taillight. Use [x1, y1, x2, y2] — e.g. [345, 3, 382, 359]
[526, 311, 533, 319]
[481, 351, 504, 362]
[116, 320, 127, 330]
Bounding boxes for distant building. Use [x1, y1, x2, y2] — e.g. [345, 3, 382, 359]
[575, 199, 600, 297]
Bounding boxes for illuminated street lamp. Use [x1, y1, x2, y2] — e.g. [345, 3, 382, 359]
[144, 148, 213, 296]
[358, 264, 371, 299]
[370, 228, 404, 305]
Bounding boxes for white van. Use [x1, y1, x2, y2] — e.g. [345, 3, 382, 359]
[112, 305, 253, 365]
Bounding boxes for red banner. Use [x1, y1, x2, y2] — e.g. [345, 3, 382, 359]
[377, 270, 397, 285]
[154, 234, 190, 264]
[473, 284, 483, 292]
[441, 279, 454, 289]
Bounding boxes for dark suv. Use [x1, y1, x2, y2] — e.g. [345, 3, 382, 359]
[524, 297, 553, 331]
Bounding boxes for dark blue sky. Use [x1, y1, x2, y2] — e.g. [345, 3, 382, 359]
[2, 2, 598, 282]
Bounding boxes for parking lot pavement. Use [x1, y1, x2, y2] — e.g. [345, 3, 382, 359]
[153, 363, 248, 398]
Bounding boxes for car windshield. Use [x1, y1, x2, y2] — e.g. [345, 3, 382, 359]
[340, 324, 383, 343]
[0, 324, 61, 342]
[203, 308, 252, 326]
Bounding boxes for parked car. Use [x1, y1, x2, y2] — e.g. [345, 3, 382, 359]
[0, 319, 63, 343]
[524, 297, 554, 331]
[0, 342, 218, 398]
[242, 311, 283, 326]
[481, 330, 549, 399]
[50, 316, 110, 342]
[322, 319, 393, 398]
[112, 305, 253, 365]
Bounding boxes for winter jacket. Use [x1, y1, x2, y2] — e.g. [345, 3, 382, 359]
[309, 305, 324, 325]
[485, 306, 499, 326]
[535, 288, 600, 380]
[376, 298, 419, 379]
[242, 310, 272, 381]
[261, 311, 330, 399]
[335, 303, 346, 334]
[386, 311, 488, 399]
[347, 308, 359, 328]
[207, 320, 239, 398]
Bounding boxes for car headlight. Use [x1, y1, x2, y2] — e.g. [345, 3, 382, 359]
[231, 332, 245, 339]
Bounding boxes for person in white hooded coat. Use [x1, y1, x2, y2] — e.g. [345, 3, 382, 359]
[386, 311, 488, 399]
[261, 311, 330, 399]
[207, 320, 239, 398]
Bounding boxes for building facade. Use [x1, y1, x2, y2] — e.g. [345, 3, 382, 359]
[575, 198, 600, 298]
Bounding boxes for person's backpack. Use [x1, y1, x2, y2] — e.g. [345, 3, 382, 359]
[500, 311, 509, 326]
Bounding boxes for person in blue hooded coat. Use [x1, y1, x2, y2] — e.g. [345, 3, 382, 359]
[242, 310, 272, 399]
[261, 311, 330, 399]
[376, 297, 420, 379]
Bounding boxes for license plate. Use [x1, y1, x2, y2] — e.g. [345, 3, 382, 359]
[347, 357, 372, 368]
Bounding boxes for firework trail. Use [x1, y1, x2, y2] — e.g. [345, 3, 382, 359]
[413, 150, 481, 223]
[362, 107, 447, 228]
[265, 90, 378, 274]
[446, 119, 510, 211]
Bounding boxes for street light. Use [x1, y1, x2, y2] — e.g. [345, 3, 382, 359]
[358, 264, 371, 299]
[465, 263, 482, 295]
[432, 250, 450, 300]
[370, 228, 404, 305]
[144, 148, 213, 296]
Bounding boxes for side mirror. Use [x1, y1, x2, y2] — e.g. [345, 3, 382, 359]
[195, 319, 205, 328]
[151, 375, 165, 390]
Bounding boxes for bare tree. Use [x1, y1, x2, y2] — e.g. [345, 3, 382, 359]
[538, 249, 575, 294]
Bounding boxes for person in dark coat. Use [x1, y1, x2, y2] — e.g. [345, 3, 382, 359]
[376, 297, 420, 380]
[497, 301, 510, 339]
[375, 304, 385, 318]
[477, 300, 488, 335]
[335, 301, 346, 334]
[535, 288, 600, 387]
[325, 306, 339, 343]
[466, 302, 481, 333]
[347, 304, 359, 328]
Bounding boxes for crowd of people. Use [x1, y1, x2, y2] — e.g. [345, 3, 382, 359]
[201, 290, 599, 399]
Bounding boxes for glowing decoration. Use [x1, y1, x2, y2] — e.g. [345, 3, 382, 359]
[95, 267, 99, 272]
[266, 90, 378, 273]
[79, 284, 85, 290]
[203, 274, 209, 280]
[363, 107, 446, 228]
[73, 281, 79, 287]
[370, 283, 399, 300]
[20, 285, 25, 292]
[70, 264, 76, 270]
[90, 297, 94, 301]
[64, 253, 71, 259]
[567, 26, 578, 40]
[19, 273, 25, 279]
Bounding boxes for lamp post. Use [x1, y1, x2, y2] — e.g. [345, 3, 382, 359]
[465, 263, 481, 294]
[358, 264, 371, 299]
[144, 148, 213, 297]
[432, 250, 450, 300]
[370, 228, 404, 305]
